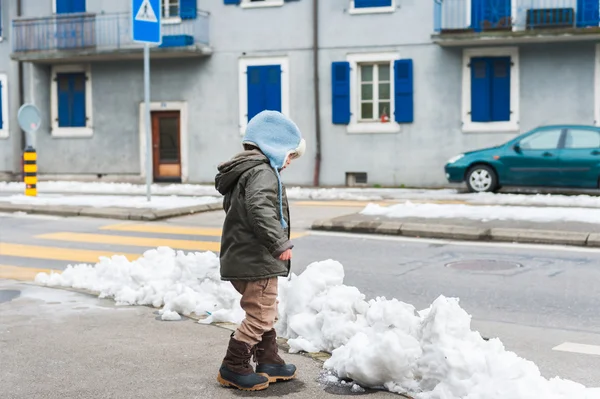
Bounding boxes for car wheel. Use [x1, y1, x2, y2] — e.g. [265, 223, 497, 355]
[466, 165, 498, 193]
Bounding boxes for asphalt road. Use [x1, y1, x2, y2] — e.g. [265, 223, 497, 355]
[1, 203, 600, 391]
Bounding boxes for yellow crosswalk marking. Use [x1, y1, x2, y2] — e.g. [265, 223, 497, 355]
[0, 265, 61, 281]
[100, 223, 309, 239]
[0, 242, 140, 263]
[37, 232, 221, 252]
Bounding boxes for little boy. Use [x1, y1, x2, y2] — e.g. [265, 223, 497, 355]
[214, 110, 306, 391]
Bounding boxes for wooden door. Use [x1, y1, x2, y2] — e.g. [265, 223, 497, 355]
[151, 111, 181, 182]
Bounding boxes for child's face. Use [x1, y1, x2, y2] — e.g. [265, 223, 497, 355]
[281, 153, 296, 170]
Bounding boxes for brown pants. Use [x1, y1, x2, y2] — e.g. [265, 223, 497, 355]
[231, 278, 279, 346]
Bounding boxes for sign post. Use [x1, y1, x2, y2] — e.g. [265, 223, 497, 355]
[132, 0, 161, 201]
[17, 104, 42, 197]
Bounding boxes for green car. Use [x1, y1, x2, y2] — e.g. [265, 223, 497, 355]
[445, 125, 600, 193]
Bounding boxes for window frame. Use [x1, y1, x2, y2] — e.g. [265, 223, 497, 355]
[238, 56, 289, 135]
[349, 0, 395, 15]
[240, 0, 285, 9]
[462, 47, 520, 134]
[347, 52, 400, 134]
[162, 0, 182, 24]
[0, 74, 8, 139]
[51, 64, 94, 138]
[358, 63, 391, 122]
[595, 44, 600, 127]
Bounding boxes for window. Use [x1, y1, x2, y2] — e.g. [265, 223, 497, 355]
[519, 129, 562, 150]
[462, 47, 519, 133]
[238, 57, 289, 134]
[358, 63, 391, 122]
[0, 74, 8, 139]
[162, 0, 180, 20]
[565, 129, 600, 149]
[51, 65, 93, 138]
[350, 0, 395, 14]
[55, 0, 86, 14]
[339, 52, 413, 134]
[240, 0, 285, 8]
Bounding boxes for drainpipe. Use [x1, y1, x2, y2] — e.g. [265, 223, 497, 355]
[312, 0, 321, 187]
[17, 0, 25, 180]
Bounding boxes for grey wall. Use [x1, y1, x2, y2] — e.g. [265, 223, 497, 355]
[12, 0, 600, 187]
[0, 0, 23, 177]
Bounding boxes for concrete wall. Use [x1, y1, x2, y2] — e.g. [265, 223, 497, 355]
[12, 0, 600, 187]
[0, 0, 23, 178]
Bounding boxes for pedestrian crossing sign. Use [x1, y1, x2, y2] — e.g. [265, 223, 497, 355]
[132, 0, 161, 44]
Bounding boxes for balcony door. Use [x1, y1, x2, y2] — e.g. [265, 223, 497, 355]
[55, 0, 95, 50]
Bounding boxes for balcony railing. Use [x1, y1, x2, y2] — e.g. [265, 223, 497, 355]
[434, 0, 600, 33]
[12, 10, 209, 54]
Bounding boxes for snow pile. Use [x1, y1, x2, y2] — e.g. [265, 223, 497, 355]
[35, 247, 243, 324]
[362, 201, 600, 224]
[0, 194, 221, 210]
[35, 251, 599, 398]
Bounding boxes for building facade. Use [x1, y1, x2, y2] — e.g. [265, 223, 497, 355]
[0, 0, 599, 187]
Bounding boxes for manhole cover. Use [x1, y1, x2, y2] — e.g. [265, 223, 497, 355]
[446, 260, 523, 271]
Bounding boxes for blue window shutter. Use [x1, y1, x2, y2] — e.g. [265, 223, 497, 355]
[0, 81, 3, 130]
[331, 62, 351, 125]
[470, 57, 491, 122]
[491, 57, 510, 122]
[72, 0, 86, 12]
[56, 0, 71, 14]
[71, 73, 87, 127]
[394, 59, 414, 124]
[224, 0, 240, 4]
[264, 65, 282, 112]
[180, 0, 197, 19]
[247, 66, 265, 122]
[57, 74, 71, 127]
[577, 0, 600, 27]
[355, 0, 392, 8]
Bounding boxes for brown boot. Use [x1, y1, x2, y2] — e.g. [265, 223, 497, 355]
[255, 329, 297, 383]
[217, 334, 269, 391]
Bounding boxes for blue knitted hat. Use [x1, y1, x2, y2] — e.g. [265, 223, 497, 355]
[242, 110, 306, 229]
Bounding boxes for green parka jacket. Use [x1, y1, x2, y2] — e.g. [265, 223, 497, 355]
[215, 150, 292, 281]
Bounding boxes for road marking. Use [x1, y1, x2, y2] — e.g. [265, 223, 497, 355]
[37, 232, 221, 252]
[310, 231, 600, 254]
[553, 342, 600, 356]
[0, 265, 61, 281]
[0, 242, 140, 263]
[100, 223, 310, 239]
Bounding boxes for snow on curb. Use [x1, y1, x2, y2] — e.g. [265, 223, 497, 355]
[35, 248, 599, 398]
[362, 201, 600, 225]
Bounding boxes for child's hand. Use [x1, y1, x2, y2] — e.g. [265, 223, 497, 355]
[279, 249, 292, 261]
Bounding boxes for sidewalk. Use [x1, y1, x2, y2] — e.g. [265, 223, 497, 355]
[0, 280, 393, 398]
[312, 213, 600, 247]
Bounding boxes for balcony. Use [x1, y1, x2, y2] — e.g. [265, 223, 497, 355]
[433, 0, 600, 46]
[11, 10, 211, 63]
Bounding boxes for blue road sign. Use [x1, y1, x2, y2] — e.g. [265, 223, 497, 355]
[132, 0, 162, 44]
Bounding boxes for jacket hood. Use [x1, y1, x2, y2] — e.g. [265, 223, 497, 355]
[241, 110, 306, 170]
[215, 150, 268, 195]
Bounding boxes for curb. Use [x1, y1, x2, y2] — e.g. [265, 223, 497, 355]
[0, 202, 223, 221]
[312, 217, 600, 247]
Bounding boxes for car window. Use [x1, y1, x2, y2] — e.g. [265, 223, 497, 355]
[519, 129, 562, 150]
[565, 129, 600, 149]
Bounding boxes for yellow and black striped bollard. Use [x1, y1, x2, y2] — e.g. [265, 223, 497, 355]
[23, 147, 37, 197]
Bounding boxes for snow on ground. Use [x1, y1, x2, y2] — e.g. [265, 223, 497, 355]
[362, 201, 600, 224]
[5, 180, 600, 208]
[0, 194, 220, 210]
[35, 248, 599, 398]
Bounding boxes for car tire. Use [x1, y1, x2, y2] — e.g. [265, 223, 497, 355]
[466, 165, 498, 193]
